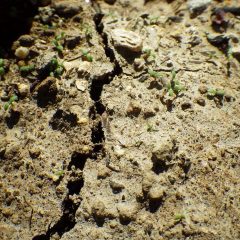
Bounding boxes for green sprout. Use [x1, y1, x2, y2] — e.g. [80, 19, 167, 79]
[205, 51, 217, 60]
[49, 58, 64, 78]
[4, 94, 18, 111]
[52, 169, 65, 182]
[0, 58, 5, 76]
[19, 65, 35, 75]
[166, 70, 185, 96]
[52, 32, 65, 53]
[174, 213, 185, 222]
[207, 88, 225, 98]
[148, 69, 162, 79]
[227, 46, 233, 61]
[106, 11, 118, 20]
[149, 16, 159, 25]
[143, 48, 156, 62]
[55, 170, 64, 177]
[81, 49, 93, 62]
[147, 123, 158, 132]
[82, 24, 93, 39]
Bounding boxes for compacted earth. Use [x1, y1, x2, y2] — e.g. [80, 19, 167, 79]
[0, 0, 239, 239]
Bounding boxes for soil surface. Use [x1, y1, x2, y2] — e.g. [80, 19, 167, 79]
[0, 0, 240, 239]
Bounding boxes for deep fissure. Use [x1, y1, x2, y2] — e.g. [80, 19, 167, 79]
[33, 6, 122, 239]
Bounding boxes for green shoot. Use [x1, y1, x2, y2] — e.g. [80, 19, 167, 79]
[55, 170, 64, 177]
[0, 58, 4, 67]
[143, 48, 156, 61]
[148, 69, 162, 79]
[53, 32, 65, 53]
[227, 46, 233, 61]
[0, 67, 5, 76]
[167, 70, 185, 96]
[149, 16, 159, 25]
[207, 88, 224, 98]
[4, 94, 18, 111]
[81, 49, 93, 62]
[175, 213, 185, 222]
[19, 65, 35, 75]
[0, 58, 5, 76]
[49, 58, 64, 78]
[147, 123, 158, 132]
[82, 24, 93, 39]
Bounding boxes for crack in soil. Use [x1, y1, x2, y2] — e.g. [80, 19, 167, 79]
[33, 5, 122, 240]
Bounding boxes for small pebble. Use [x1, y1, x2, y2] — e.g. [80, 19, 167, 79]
[148, 186, 165, 201]
[134, 58, 145, 71]
[92, 200, 106, 219]
[76, 80, 87, 92]
[198, 85, 207, 94]
[15, 47, 29, 59]
[114, 145, 125, 157]
[17, 83, 29, 98]
[78, 117, 88, 125]
[196, 97, 206, 106]
[117, 203, 138, 222]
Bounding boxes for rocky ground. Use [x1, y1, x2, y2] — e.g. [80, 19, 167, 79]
[0, 0, 240, 239]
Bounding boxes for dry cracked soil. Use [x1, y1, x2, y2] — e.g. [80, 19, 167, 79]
[0, 0, 240, 239]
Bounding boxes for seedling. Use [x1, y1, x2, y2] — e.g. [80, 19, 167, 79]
[106, 11, 118, 20]
[52, 32, 65, 53]
[149, 16, 159, 25]
[0, 58, 5, 76]
[52, 169, 65, 182]
[174, 213, 185, 222]
[19, 65, 35, 75]
[166, 70, 185, 96]
[82, 24, 93, 39]
[227, 45, 233, 61]
[4, 94, 18, 111]
[143, 48, 156, 62]
[55, 169, 64, 177]
[81, 49, 93, 62]
[207, 88, 225, 98]
[148, 69, 162, 79]
[49, 57, 64, 78]
[147, 123, 158, 132]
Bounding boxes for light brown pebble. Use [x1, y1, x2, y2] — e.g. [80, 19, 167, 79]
[152, 137, 173, 163]
[17, 83, 29, 98]
[142, 172, 155, 193]
[148, 186, 165, 201]
[92, 200, 106, 219]
[198, 85, 207, 94]
[15, 47, 29, 59]
[196, 97, 206, 106]
[117, 203, 138, 222]
[97, 165, 110, 179]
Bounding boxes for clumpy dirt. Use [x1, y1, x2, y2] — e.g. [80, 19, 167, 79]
[0, 0, 240, 239]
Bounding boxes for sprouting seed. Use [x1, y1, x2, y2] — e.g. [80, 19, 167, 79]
[4, 94, 18, 111]
[148, 69, 162, 79]
[175, 213, 185, 222]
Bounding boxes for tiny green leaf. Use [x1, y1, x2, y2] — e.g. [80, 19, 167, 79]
[168, 88, 174, 96]
[0, 58, 4, 67]
[0, 67, 5, 76]
[9, 95, 18, 104]
[175, 214, 185, 222]
[207, 88, 217, 96]
[216, 89, 224, 97]
[4, 103, 9, 111]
